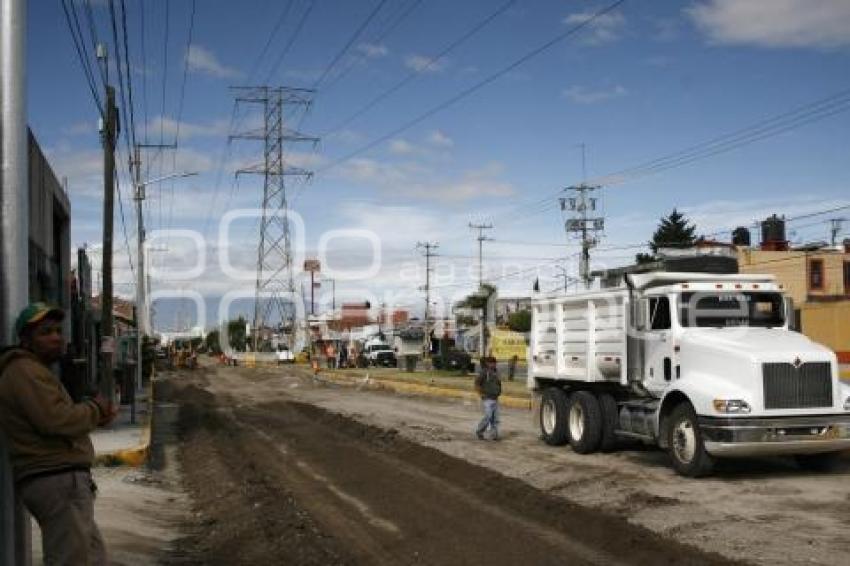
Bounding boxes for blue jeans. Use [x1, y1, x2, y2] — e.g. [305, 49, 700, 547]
[476, 399, 500, 439]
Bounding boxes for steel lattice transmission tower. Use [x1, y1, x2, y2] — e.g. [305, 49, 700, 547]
[230, 86, 318, 349]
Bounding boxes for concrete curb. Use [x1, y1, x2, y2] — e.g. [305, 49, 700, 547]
[314, 371, 533, 410]
[94, 388, 153, 468]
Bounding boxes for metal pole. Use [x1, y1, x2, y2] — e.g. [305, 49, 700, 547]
[132, 149, 144, 424]
[100, 86, 117, 401]
[1, 0, 31, 563]
[0, 0, 28, 346]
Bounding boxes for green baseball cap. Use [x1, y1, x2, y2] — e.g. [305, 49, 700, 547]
[14, 302, 65, 338]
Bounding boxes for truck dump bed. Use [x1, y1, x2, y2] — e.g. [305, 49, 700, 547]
[530, 290, 629, 385]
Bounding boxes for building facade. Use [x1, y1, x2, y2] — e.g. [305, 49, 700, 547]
[738, 244, 850, 362]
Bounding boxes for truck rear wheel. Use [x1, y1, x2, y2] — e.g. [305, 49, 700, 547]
[667, 403, 714, 477]
[567, 391, 603, 454]
[597, 393, 619, 452]
[540, 388, 569, 446]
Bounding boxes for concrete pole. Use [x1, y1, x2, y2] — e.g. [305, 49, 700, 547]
[132, 148, 144, 424]
[1, 1, 30, 564]
[100, 86, 117, 401]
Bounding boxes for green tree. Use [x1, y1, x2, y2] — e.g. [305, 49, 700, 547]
[205, 329, 222, 354]
[458, 283, 497, 310]
[227, 316, 248, 352]
[637, 208, 697, 263]
[507, 310, 531, 333]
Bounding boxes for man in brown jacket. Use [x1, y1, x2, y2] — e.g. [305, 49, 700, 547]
[0, 303, 116, 565]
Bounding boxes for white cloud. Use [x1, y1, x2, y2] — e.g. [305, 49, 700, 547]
[389, 139, 416, 155]
[427, 130, 454, 148]
[146, 116, 231, 140]
[357, 43, 388, 58]
[186, 45, 241, 79]
[334, 157, 514, 203]
[62, 121, 97, 137]
[686, 0, 850, 49]
[563, 11, 626, 45]
[404, 54, 447, 73]
[562, 84, 628, 104]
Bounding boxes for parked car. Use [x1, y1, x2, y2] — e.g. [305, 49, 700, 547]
[364, 342, 397, 367]
[432, 349, 475, 373]
[276, 346, 295, 364]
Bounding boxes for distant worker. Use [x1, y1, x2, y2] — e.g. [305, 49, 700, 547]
[474, 354, 502, 441]
[508, 354, 519, 381]
[326, 343, 336, 369]
[0, 303, 118, 565]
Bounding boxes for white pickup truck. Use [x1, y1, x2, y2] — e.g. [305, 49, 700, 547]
[276, 346, 295, 364]
[529, 269, 850, 476]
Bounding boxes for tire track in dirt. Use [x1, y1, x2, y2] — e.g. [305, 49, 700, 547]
[161, 374, 746, 566]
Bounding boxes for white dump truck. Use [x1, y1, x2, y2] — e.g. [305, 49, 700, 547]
[529, 266, 850, 476]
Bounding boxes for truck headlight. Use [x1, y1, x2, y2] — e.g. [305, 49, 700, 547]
[713, 399, 752, 414]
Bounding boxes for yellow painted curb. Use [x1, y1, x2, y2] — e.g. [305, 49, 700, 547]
[94, 388, 153, 468]
[318, 373, 532, 410]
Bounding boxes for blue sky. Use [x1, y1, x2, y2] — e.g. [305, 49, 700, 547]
[26, 0, 850, 329]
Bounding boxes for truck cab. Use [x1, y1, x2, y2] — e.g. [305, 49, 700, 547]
[529, 270, 850, 476]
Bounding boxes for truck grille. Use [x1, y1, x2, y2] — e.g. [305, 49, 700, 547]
[762, 362, 832, 409]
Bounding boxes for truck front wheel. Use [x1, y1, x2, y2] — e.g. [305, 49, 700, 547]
[567, 391, 603, 454]
[667, 403, 715, 477]
[540, 388, 569, 446]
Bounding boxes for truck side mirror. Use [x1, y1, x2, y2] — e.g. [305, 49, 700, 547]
[633, 299, 647, 330]
[784, 297, 798, 331]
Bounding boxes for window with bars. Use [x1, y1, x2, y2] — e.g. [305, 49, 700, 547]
[808, 259, 824, 291]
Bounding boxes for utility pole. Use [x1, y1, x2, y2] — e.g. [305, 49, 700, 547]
[131, 146, 189, 424]
[468, 222, 493, 288]
[560, 185, 604, 288]
[829, 218, 845, 247]
[416, 242, 438, 354]
[555, 264, 572, 293]
[100, 84, 119, 401]
[230, 86, 318, 351]
[1, 0, 30, 563]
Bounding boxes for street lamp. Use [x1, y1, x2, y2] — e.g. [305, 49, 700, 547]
[132, 170, 197, 424]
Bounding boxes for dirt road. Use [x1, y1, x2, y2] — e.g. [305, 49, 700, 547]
[157, 362, 849, 565]
[158, 364, 742, 565]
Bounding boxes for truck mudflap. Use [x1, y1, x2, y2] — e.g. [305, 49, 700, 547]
[699, 414, 850, 457]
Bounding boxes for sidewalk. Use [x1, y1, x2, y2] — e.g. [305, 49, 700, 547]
[91, 390, 152, 467]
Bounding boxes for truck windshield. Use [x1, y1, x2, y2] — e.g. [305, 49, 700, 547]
[679, 292, 785, 328]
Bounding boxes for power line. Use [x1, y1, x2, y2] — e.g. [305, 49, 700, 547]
[119, 0, 138, 148]
[317, 0, 627, 174]
[82, 0, 107, 86]
[317, 0, 424, 95]
[322, 0, 517, 137]
[139, 0, 149, 144]
[264, 0, 316, 85]
[173, 0, 197, 146]
[311, 0, 389, 90]
[591, 87, 850, 187]
[454, 86, 850, 241]
[245, 0, 295, 83]
[60, 0, 104, 115]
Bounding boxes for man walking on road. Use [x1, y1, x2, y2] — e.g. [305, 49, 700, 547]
[475, 354, 502, 441]
[0, 303, 117, 565]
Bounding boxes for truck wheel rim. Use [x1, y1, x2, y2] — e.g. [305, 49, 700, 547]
[673, 419, 696, 464]
[542, 400, 556, 434]
[569, 403, 584, 440]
